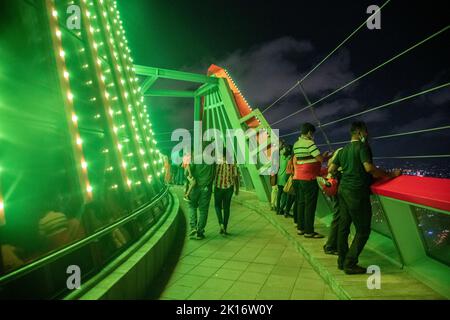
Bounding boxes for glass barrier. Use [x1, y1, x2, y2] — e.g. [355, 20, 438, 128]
[413, 206, 450, 267]
[370, 196, 393, 238]
[0, 0, 167, 289]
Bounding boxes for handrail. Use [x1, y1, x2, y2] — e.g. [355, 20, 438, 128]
[371, 175, 450, 213]
[0, 186, 170, 285]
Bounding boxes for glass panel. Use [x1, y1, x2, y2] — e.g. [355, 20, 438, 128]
[0, 0, 167, 282]
[0, 0, 83, 275]
[370, 196, 393, 238]
[413, 206, 450, 267]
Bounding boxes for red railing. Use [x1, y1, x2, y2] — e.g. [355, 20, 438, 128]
[371, 175, 450, 212]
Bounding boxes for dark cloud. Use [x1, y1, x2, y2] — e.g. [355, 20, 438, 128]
[209, 37, 356, 108]
[146, 36, 449, 160]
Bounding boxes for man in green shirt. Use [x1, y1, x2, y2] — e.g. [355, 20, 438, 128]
[329, 121, 401, 274]
[187, 154, 216, 240]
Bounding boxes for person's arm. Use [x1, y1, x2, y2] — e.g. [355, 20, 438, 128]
[327, 149, 341, 178]
[328, 163, 338, 175]
[293, 155, 297, 175]
[309, 142, 324, 162]
[360, 145, 401, 178]
[234, 165, 240, 195]
[363, 162, 401, 179]
[314, 154, 324, 162]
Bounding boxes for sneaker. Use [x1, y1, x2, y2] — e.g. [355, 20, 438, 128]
[297, 230, 305, 235]
[304, 232, 325, 239]
[344, 265, 366, 275]
[323, 245, 338, 255]
[189, 229, 197, 237]
[219, 224, 226, 235]
[195, 233, 205, 240]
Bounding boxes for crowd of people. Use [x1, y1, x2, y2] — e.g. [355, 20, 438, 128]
[164, 121, 401, 275]
[271, 121, 401, 274]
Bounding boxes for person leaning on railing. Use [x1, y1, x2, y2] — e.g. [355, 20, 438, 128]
[328, 121, 401, 275]
[293, 123, 332, 239]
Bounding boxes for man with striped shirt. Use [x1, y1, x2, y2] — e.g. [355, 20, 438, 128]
[214, 149, 239, 235]
[293, 123, 328, 238]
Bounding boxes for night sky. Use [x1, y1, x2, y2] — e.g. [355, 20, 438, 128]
[118, 0, 450, 173]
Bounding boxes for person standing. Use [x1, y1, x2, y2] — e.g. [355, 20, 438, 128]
[322, 147, 343, 255]
[278, 145, 295, 217]
[293, 123, 329, 239]
[163, 155, 171, 184]
[329, 121, 401, 274]
[214, 149, 239, 235]
[276, 145, 290, 215]
[186, 152, 215, 240]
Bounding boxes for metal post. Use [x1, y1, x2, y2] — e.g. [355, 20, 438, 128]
[298, 83, 332, 151]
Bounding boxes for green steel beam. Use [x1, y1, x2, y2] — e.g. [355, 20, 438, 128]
[253, 109, 271, 129]
[195, 83, 218, 97]
[140, 76, 158, 94]
[134, 64, 218, 85]
[217, 78, 269, 202]
[144, 90, 196, 98]
[239, 110, 258, 124]
[194, 95, 201, 122]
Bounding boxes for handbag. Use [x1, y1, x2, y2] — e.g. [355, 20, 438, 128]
[283, 175, 295, 195]
[270, 174, 278, 186]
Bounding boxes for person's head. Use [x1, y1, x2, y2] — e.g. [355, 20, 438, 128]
[350, 121, 369, 143]
[301, 122, 316, 139]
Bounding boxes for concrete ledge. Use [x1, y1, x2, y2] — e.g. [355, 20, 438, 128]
[65, 190, 183, 300]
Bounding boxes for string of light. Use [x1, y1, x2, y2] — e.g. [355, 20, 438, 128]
[47, 0, 93, 200]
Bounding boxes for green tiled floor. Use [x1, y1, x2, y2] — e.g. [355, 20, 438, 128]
[157, 187, 447, 300]
[234, 191, 446, 300]
[159, 187, 335, 300]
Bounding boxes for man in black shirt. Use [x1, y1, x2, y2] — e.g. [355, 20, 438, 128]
[329, 121, 401, 274]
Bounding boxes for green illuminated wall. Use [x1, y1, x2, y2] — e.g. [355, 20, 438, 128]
[0, 0, 166, 277]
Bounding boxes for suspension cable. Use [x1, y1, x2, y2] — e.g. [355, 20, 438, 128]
[313, 125, 450, 147]
[261, 0, 391, 114]
[322, 82, 450, 128]
[298, 83, 332, 150]
[280, 82, 450, 138]
[271, 25, 450, 126]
